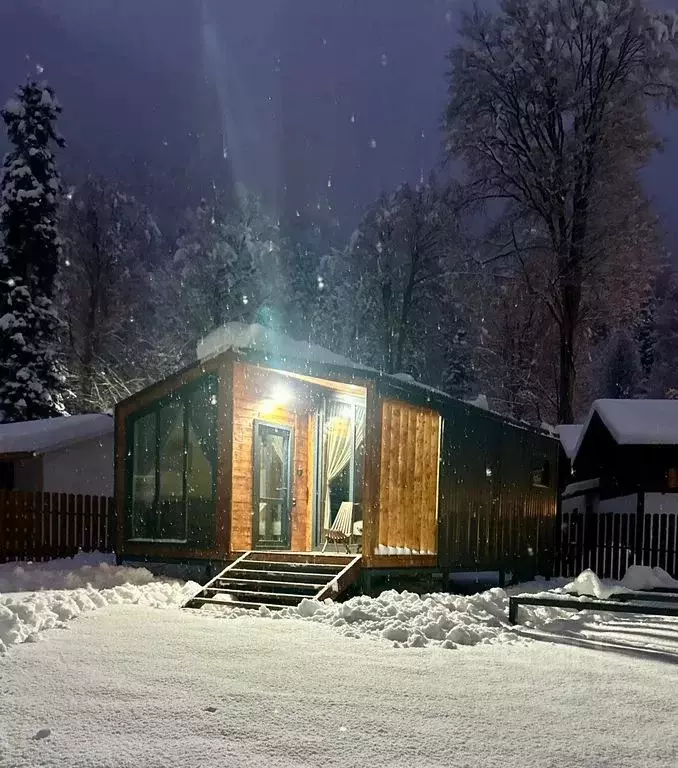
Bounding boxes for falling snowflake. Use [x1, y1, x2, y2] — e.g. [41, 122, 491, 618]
[350, 113, 356, 124]
[317, 276, 325, 291]
[327, 176, 332, 189]
[369, 138, 377, 149]
[380, 53, 388, 67]
[36, 63, 44, 74]
[295, 210, 300, 217]
[64, 259, 71, 267]
[242, 295, 249, 305]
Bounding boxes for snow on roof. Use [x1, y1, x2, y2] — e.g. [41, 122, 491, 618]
[562, 477, 600, 498]
[556, 424, 583, 459]
[197, 322, 370, 372]
[0, 414, 113, 455]
[574, 399, 678, 459]
[196, 324, 553, 436]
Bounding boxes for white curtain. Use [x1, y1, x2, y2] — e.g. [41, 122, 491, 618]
[323, 405, 353, 529]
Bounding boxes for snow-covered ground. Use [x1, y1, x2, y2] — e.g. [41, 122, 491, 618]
[1, 556, 678, 766]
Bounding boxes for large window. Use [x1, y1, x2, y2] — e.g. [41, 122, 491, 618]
[127, 375, 217, 545]
[315, 397, 366, 546]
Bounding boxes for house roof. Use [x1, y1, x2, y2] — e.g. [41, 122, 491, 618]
[573, 399, 678, 460]
[556, 424, 583, 459]
[197, 323, 370, 373]
[192, 322, 554, 440]
[0, 414, 113, 455]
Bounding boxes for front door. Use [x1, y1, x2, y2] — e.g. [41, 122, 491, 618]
[253, 421, 293, 549]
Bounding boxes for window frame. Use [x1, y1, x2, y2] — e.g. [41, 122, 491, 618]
[125, 375, 217, 544]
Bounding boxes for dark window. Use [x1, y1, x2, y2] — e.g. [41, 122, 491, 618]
[0, 460, 14, 490]
[127, 375, 217, 544]
[532, 460, 551, 488]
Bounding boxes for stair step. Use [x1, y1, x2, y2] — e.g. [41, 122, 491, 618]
[241, 559, 344, 571]
[212, 579, 323, 591]
[185, 596, 284, 611]
[205, 588, 308, 602]
[226, 568, 334, 581]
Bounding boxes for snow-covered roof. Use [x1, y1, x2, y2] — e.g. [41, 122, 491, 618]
[0, 414, 113, 455]
[196, 323, 552, 437]
[562, 477, 600, 498]
[556, 424, 583, 459]
[197, 322, 371, 372]
[574, 399, 678, 460]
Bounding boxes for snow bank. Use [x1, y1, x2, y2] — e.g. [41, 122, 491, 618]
[207, 587, 563, 649]
[0, 580, 199, 655]
[621, 565, 678, 591]
[562, 566, 678, 598]
[562, 569, 630, 600]
[0, 552, 156, 593]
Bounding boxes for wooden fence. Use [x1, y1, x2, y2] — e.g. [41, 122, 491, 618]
[558, 500, 678, 581]
[0, 491, 115, 563]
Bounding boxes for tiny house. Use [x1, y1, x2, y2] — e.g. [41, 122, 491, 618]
[115, 324, 558, 595]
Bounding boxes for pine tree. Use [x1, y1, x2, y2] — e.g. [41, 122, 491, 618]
[0, 80, 67, 422]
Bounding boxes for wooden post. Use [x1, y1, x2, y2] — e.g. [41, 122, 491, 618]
[635, 489, 645, 566]
[362, 383, 382, 564]
[216, 356, 234, 557]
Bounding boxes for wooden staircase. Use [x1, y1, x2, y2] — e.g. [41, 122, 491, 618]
[183, 551, 362, 611]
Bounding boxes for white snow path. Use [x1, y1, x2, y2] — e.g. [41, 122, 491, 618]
[1, 606, 678, 768]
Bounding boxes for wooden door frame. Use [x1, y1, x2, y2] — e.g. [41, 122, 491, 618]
[252, 420, 295, 550]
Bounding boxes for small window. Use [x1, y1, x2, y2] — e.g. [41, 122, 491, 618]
[668, 468, 678, 489]
[532, 460, 551, 488]
[0, 460, 14, 490]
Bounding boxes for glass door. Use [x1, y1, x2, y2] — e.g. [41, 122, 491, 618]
[253, 421, 293, 550]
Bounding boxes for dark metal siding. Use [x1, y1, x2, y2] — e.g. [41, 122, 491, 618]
[438, 402, 558, 579]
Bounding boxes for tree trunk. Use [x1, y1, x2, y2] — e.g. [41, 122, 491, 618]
[558, 262, 582, 424]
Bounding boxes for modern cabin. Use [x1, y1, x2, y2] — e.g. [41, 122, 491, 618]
[115, 324, 558, 599]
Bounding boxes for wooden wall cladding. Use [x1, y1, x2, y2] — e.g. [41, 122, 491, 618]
[230, 362, 314, 552]
[377, 399, 441, 555]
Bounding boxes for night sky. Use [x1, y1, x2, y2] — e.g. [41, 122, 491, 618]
[1, 0, 678, 244]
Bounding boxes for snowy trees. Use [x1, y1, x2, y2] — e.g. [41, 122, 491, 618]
[346, 180, 457, 376]
[0, 80, 68, 422]
[603, 329, 641, 398]
[445, 0, 678, 422]
[61, 178, 160, 411]
[150, 188, 280, 367]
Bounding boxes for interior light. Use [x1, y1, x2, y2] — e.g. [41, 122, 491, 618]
[272, 384, 293, 405]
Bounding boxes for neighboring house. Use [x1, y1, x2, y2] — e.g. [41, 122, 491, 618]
[115, 323, 559, 596]
[0, 414, 114, 496]
[557, 399, 678, 579]
[556, 423, 582, 482]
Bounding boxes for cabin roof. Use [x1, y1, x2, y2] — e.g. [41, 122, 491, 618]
[0, 414, 113, 455]
[573, 399, 678, 460]
[195, 323, 553, 439]
[197, 323, 370, 374]
[556, 424, 583, 459]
